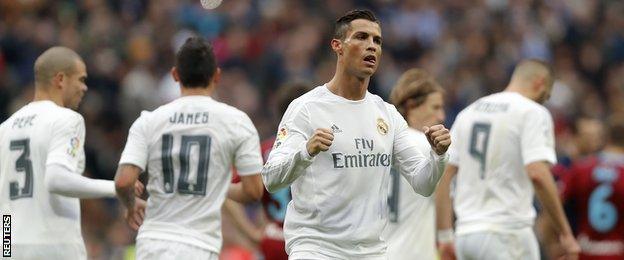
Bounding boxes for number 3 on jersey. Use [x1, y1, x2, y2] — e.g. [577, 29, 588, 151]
[161, 134, 211, 195]
[469, 123, 491, 179]
[9, 139, 34, 200]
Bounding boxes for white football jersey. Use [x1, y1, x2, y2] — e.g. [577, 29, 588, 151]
[263, 85, 446, 258]
[119, 95, 263, 254]
[0, 100, 87, 259]
[383, 128, 437, 260]
[448, 92, 556, 235]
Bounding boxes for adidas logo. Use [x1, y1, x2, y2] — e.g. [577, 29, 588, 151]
[331, 124, 342, 133]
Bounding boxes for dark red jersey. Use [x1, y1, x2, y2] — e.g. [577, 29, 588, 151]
[259, 136, 288, 260]
[260, 137, 290, 227]
[560, 152, 624, 260]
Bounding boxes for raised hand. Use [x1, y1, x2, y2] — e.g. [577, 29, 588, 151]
[424, 124, 451, 155]
[306, 128, 334, 157]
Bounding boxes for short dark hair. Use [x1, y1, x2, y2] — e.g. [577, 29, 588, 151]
[607, 115, 624, 147]
[175, 37, 217, 88]
[276, 81, 313, 117]
[334, 9, 379, 40]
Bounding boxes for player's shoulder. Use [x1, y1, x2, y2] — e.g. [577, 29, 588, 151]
[500, 92, 548, 114]
[37, 102, 84, 127]
[472, 92, 548, 115]
[288, 85, 326, 106]
[568, 155, 599, 176]
[206, 100, 253, 126]
[281, 85, 326, 115]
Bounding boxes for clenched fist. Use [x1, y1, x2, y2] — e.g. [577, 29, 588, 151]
[424, 124, 451, 155]
[306, 128, 334, 157]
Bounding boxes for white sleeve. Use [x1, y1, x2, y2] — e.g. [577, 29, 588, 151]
[45, 164, 115, 198]
[234, 114, 263, 176]
[45, 113, 85, 173]
[119, 112, 150, 171]
[447, 117, 461, 166]
[521, 107, 557, 165]
[392, 109, 447, 197]
[261, 102, 314, 193]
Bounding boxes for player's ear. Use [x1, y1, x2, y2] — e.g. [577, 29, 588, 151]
[171, 67, 179, 82]
[212, 67, 221, 86]
[533, 76, 546, 93]
[331, 38, 343, 56]
[52, 72, 66, 90]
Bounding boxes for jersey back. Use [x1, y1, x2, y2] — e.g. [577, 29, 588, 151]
[0, 101, 85, 246]
[119, 95, 263, 253]
[561, 154, 624, 259]
[449, 92, 556, 234]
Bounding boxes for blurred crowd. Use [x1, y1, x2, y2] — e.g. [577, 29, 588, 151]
[1, 0, 623, 259]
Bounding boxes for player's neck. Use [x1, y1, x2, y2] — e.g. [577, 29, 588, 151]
[180, 86, 214, 97]
[33, 88, 64, 107]
[505, 84, 536, 102]
[327, 70, 369, 101]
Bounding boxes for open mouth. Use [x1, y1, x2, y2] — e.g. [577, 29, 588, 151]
[363, 55, 376, 66]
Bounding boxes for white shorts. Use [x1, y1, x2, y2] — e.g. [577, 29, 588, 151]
[456, 228, 539, 260]
[136, 238, 218, 260]
[11, 243, 86, 260]
[289, 251, 387, 260]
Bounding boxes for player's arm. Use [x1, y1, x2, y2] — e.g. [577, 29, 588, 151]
[114, 164, 141, 209]
[527, 162, 579, 254]
[522, 108, 579, 258]
[229, 114, 265, 201]
[45, 113, 115, 198]
[222, 199, 263, 243]
[262, 104, 327, 192]
[45, 164, 115, 198]
[393, 115, 450, 196]
[435, 164, 457, 260]
[115, 113, 150, 230]
[228, 174, 263, 202]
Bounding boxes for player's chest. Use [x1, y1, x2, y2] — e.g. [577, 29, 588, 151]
[308, 104, 394, 158]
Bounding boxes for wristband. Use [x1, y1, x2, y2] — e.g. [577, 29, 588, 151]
[437, 229, 455, 243]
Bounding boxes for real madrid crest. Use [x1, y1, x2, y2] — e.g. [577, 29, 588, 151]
[376, 118, 388, 135]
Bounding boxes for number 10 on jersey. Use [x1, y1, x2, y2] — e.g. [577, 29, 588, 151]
[161, 134, 211, 195]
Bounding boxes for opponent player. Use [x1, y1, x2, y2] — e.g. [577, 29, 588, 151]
[435, 59, 580, 260]
[224, 81, 313, 260]
[384, 68, 445, 260]
[555, 116, 624, 259]
[262, 10, 451, 259]
[114, 37, 264, 259]
[0, 46, 143, 260]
